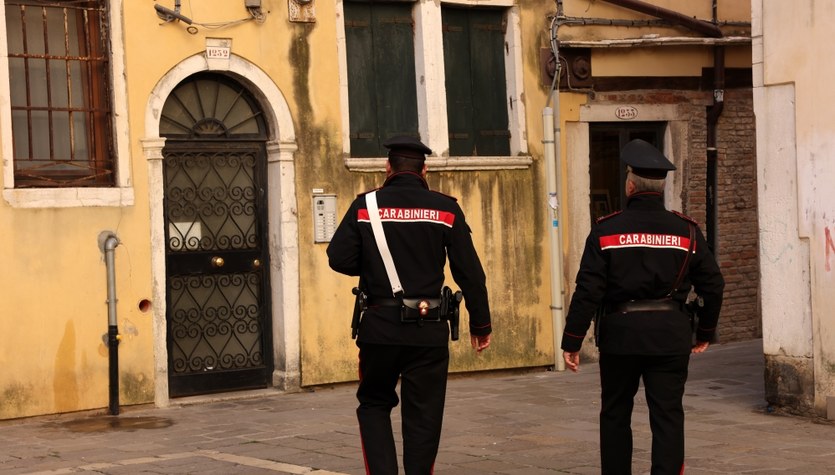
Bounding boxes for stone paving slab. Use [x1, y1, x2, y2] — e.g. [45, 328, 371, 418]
[2, 339, 834, 474]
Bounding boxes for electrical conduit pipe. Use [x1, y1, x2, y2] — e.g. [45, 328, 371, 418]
[545, 1, 566, 371]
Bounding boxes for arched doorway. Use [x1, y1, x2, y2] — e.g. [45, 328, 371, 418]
[160, 72, 272, 397]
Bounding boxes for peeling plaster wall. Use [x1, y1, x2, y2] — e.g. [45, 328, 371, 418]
[754, 0, 835, 415]
[754, 84, 812, 356]
[0, 0, 560, 420]
[0, 0, 772, 420]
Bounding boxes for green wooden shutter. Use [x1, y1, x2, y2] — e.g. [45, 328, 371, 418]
[345, 2, 419, 157]
[345, 4, 379, 157]
[443, 8, 510, 156]
[470, 10, 510, 156]
[442, 9, 475, 157]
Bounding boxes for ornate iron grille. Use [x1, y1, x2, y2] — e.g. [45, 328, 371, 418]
[160, 72, 266, 140]
[169, 272, 263, 374]
[164, 149, 258, 252]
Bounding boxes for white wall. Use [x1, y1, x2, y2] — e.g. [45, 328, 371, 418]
[753, 0, 835, 412]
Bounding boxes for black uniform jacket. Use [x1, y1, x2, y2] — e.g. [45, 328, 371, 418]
[561, 192, 724, 355]
[327, 172, 491, 347]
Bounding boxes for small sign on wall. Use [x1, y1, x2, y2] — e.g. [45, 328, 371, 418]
[206, 38, 232, 70]
[615, 106, 638, 120]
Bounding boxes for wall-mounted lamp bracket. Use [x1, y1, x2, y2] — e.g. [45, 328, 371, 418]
[154, 3, 193, 25]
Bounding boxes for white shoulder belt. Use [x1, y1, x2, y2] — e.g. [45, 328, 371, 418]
[365, 191, 404, 296]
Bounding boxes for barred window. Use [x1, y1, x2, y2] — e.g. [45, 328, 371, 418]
[5, 0, 113, 188]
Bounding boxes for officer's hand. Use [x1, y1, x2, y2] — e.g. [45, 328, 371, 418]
[692, 341, 710, 354]
[564, 351, 580, 372]
[471, 334, 491, 353]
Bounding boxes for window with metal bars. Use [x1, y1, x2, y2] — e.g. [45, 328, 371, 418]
[4, 0, 114, 188]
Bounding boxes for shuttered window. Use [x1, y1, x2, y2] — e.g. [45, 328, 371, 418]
[442, 7, 509, 157]
[344, 1, 419, 157]
[5, 0, 114, 188]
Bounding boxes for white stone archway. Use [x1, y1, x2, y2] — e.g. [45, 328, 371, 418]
[141, 53, 301, 406]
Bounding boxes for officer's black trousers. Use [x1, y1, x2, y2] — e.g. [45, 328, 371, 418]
[599, 353, 690, 475]
[356, 343, 450, 475]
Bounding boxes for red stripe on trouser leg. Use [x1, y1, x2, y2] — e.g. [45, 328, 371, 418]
[357, 354, 370, 474]
[680, 463, 685, 474]
[358, 416, 371, 475]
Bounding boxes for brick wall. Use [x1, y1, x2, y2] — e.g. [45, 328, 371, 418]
[713, 89, 761, 341]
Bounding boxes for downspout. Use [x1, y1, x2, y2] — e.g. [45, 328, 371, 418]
[706, 1, 725, 253]
[99, 231, 121, 416]
[545, 0, 566, 371]
[599, 0, 725, 251]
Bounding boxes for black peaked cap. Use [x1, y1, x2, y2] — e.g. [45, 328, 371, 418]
[620, 139, 675, 179]
[383, 135, 432, 160]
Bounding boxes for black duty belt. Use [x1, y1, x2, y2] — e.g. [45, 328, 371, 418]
[368, 297, 441, 309]
[367, 297, 443, 323]
[612, 299, 682, 313]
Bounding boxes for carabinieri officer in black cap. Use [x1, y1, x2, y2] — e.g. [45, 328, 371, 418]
[327, 136, 492, 475]
[561, 139, 724, 474]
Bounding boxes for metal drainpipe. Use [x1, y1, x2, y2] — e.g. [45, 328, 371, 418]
[99, 231, 121, 416]
[599, 0, 725, 251]
[705, 0, 725, 253]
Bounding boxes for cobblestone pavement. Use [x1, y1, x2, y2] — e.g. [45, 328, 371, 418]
[2, 339, 834, 474]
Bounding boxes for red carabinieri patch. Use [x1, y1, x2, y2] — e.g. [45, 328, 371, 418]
[600, 233, 692, 252]
[358, 208, 456, 228]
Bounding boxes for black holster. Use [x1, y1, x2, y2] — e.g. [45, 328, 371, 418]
[593, 304, 607, 347]
[441, 286, 463, 341]
[685, 295, 704, 334]
[351, 287, 367, 339]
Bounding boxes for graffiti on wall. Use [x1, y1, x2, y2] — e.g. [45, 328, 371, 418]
[827, 226, 835, 272]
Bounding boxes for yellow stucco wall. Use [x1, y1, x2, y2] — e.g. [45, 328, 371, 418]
[0, 0, 751, 419]
[562, 0, 750, 29]
[300, 1, 560, 385]
[560, 0, 751, 77]
[0, 204, 155, 418]
[592, 45, 752, 77]
[303, 167, 558, 385]
[0, 0, 557, 417]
